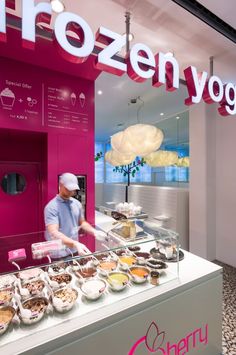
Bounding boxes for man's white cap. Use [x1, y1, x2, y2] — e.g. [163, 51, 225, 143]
[60, 173, 80, 191]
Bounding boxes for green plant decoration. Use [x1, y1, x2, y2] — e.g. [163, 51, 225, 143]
[95, 153, 146, 202]
[112, 157, 146, 184]
[95, 152, 103, 161]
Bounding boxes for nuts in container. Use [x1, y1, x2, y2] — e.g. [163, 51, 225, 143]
[54, 288, 77, 303]
[49, 273, 72, 285]
[22, 280, 45, 296]
[22, 297, 48, 314]
[0, 288, 14, 306]
[20, 297, 49, 325]
[53, 287, 78, 313]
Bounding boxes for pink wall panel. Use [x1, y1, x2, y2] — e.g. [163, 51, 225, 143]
[0, 56, 95, 270]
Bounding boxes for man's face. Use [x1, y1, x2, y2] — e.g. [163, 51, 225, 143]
[59, 184, 76, 199]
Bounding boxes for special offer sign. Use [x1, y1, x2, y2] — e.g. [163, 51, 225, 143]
[0, 0, 235, 116]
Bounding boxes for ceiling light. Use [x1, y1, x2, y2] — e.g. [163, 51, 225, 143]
[165, 52, 174, 57]
[51, 0, 65, 13]
[111, 124, 164, 157]
[127, 33, 134, 41]
[145, 150, 178, 167]
[97, 90, 103, 95]
[160, 113, 164, 116]
[176, 116, 180, 120]
[123, 32, 134, 41]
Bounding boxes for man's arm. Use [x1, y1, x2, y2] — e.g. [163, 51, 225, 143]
[47, 224, 91, 256]
[79, 219, 107, 241]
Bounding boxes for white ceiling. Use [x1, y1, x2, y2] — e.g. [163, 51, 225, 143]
[91, 0, 236, 142]
[198, 0, 236, 28]
[7, 0, 236, 143]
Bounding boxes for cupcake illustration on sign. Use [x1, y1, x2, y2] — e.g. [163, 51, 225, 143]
[70, 92, 77, 106]
[79, 92, 86, 108]
[0, 88, 15, 107]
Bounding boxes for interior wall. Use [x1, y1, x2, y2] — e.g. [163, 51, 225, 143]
[215, 118, 236, 267]
[96, 183, 189, 250]
[189, 102, 217, 262]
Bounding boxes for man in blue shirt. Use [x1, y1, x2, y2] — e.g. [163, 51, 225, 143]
[44, 173, 105, 258]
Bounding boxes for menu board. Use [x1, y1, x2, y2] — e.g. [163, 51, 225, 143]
[0, 58, 92, 134]
[44, 84, 89, 132]
[0, 78, 42, 125]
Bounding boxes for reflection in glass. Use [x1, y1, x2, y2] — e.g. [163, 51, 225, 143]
[1, 173, 26, 195]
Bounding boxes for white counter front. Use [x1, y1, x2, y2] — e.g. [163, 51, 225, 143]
[0, 212, 222, 355]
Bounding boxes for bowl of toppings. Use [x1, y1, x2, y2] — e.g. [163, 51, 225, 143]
[107, 272, 130, 291]
[134, 252, 150, 265]
[47, 262, 68, 274]
[20, 297, 48, 325]
[0, 288, 14, 307]
[98, 259, 117, 276]
[128, 246, 141, 252]
[74, 266, 97, 280]
[94, 252, 110, 261]
[119, 255, 137, 271]
[19, 268, 42, 281]
[114, 249, 128, 257]
[52, 287, 78, 313]
[129, 266, 150, 284]
[49, 273, 72, 289]
[0, 306, 16, 335]
[0, 275, 16, 289]
[77, 257, 94, 267]
[80, 279, 106, 301]
[146, 259, 168, 273]
[21, 279, 45, 298]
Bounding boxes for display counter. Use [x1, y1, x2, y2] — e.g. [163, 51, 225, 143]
[0, 213, 222, 355]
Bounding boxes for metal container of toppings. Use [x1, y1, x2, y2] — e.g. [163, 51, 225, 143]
[0, 288, 14, 307]
[0, 306, 16, 335]
[20, 279, 46, 299]
[119, 255, 137, 271]
[46, 262, 68, 274]
[129, 266, 150, 284]
[98, 259, 117, 276]
[146, 259, 168, 273]
[49, 273, 72, 289]
[74, 267, 97, 279]
[20, 297, 48, 325]
[0, 274, 16, 289]
[107, 272, 130, 291]
[80, 279, 106, 301]
[52, 287, 78, 313]
[18, 268, 42, 281]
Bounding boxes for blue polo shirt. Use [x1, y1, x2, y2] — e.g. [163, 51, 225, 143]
[44, 195, 84, 258]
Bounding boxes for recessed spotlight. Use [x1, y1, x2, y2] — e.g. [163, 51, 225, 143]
[176, 116, 180, 120]
[160, 113, 164, 116]
[51, 0, 65, 13]
[97, 90, 103, 95]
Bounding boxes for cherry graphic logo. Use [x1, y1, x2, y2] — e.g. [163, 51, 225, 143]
[145, 322, 165, 353]
[128, 321, 165, 355]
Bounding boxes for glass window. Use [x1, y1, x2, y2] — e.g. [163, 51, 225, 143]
[95, 142, 104, 183]
[1, 173, 26, 195]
